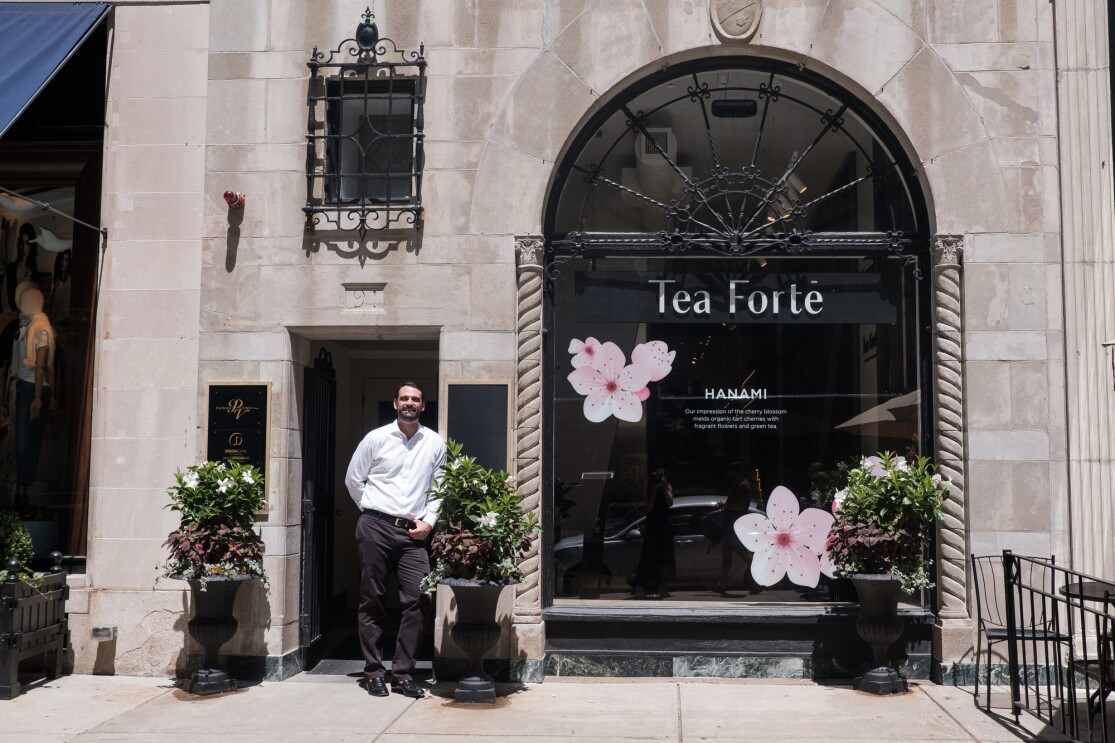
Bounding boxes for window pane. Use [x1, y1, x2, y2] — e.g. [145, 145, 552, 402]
[332, 85, 414, 204]
[551, 255, 922, 604]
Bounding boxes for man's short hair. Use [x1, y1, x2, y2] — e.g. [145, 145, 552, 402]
[396, 381, 425, 401]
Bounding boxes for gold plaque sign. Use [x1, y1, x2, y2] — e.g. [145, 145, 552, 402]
[206, 383, 270, 487]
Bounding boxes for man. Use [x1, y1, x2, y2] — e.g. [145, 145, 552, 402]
[345, 382, 445, 699]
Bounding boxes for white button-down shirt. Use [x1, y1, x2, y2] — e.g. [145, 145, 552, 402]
[344, 421, 446, 526]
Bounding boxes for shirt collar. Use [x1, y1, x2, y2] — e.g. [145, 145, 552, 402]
[392, 420, 424, 440]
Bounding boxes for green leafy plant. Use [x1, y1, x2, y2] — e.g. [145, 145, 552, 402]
[158, 461, 268, 589]
[825, 452, 947, 594]
[420, 440, 539, 593]
[0, 510, 35, 582]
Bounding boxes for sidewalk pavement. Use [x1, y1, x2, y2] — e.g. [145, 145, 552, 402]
[0, 673, 1069, 743]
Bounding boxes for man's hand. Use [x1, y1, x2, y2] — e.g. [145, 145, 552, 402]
[408, 519, 432, 541]
[29, 398, 41, 421]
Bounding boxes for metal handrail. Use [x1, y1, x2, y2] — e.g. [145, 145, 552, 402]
[1001, 550, 1114, 743]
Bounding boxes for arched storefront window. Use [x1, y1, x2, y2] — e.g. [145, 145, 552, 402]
[543, 58, 931, 607]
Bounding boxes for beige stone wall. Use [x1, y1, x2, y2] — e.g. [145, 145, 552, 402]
[77, 1, 211, 676]
[1053, 1, 1115, 579]
[80, 0, 1089, 675]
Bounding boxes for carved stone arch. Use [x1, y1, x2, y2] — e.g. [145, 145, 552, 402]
[473, 3, 1004, 240]
[490, 9, 997, 667]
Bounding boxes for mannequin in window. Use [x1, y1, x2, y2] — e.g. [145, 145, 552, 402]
[2, 279, 37, 501]
[10, 286, 54, 507]
[6, 279, 36, 392]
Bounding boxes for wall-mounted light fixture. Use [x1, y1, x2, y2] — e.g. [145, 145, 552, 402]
[91, 626, 117, 641]
[711, 99, 757, 118]
[1103, 339, 1115, 391]
[223, 191, 245, 209]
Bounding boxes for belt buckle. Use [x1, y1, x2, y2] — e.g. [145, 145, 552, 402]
[393, 516, 409, 528]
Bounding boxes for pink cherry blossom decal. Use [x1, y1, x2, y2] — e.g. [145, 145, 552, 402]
[569, 337, 604, 369]
[631, 340, 676, 382]
[733, 486, 835, 588]
[566, 338, 675, 423]
[568, 361, 652, 423]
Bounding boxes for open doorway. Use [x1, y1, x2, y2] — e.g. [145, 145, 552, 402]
[298, 336, 439, 674]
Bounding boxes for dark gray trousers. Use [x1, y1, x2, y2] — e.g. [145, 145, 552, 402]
[355, 514, 430, 680]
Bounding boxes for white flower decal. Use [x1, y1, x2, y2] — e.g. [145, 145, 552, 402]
[217, 477, 234, 493]
[477, 511, 499, 529]
[566, 338, 674, 423]
[183, 472, 200, 489]
[734, 486, 835, 588]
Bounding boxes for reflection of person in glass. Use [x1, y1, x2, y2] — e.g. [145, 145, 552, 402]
[633, 468, 674, 599]
[904, 432, 919, 465]
[51, 249, 71, 324]
[6, 224, 35, 313]
[715, 461, 755, 595]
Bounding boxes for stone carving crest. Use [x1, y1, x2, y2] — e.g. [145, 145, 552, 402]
[516, 235, 544, 271]
[933, 235, 963, 267]
[711, 0, 762, 41]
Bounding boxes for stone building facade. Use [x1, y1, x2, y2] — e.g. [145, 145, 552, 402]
[1, 0, 1112, 683]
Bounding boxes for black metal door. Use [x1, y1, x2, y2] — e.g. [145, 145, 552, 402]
[300, 348, 336, 651]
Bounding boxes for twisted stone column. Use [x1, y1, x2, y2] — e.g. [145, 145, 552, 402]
[513, 236, 544, 623]
[932, 236, 969, 622]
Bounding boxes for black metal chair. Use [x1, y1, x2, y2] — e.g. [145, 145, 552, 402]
[1070, 591, 1115, 734]
[970, 553, 1070, 711]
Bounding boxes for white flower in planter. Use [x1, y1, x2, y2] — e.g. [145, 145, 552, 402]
[242, 471, 255, 484]
[477, 511, 499, 529]
[217, 477, 234, 493]
[183, 472, 200, 489]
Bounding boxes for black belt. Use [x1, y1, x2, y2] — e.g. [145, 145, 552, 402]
[362, 508, 414, 529]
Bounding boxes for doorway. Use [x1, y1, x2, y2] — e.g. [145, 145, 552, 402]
[298, 337, 439, 673]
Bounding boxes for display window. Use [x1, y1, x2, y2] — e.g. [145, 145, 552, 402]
[549, 254, 925, 604]
[542, 58, 931, 609]
[0, 186, 98, 562]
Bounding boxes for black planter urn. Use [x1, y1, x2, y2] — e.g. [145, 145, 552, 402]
[441, 579, 514, 704]
[850, 574, 908, 695]
[183, 575, 252, 695]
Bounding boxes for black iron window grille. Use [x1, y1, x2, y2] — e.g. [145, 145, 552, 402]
[544, 58, 929, 274]
[306, 9, 425, 236]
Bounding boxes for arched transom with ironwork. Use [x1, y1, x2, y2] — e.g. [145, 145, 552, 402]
[545, 58, 929, 268]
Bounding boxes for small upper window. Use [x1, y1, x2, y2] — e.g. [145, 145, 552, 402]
[325, 78, 417, 206]
[306, 10, 425, 235]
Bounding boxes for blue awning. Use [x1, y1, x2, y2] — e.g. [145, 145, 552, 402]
[0, 2, 110, 139]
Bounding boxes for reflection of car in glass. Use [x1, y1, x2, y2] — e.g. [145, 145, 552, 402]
[554, 494, 740, 594]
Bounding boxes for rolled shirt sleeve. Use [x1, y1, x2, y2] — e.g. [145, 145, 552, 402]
[420, 444, 447, 527]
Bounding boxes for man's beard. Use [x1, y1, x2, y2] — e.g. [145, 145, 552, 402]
[398, 406, 420, 421]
